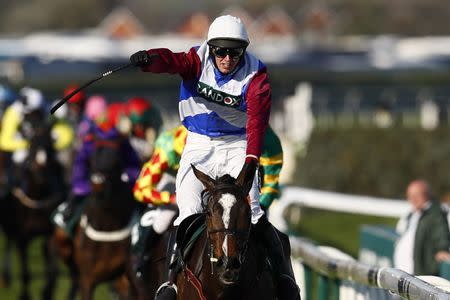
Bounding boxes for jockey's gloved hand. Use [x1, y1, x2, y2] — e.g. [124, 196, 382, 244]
[130, 50, 153, 67]
[243, 156, 258, 173]
[237, 156, 259, 190]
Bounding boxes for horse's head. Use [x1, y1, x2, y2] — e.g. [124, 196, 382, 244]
[23, 122, 58, 188]
[89, 137, 128, 202]
[192, 164, 254, 285]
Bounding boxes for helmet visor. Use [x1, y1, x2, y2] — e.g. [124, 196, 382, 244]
[210, 46, 245, 60]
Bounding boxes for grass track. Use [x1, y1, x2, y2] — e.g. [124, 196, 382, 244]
[0, 234, 111, 300]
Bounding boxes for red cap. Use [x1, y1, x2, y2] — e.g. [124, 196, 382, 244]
[108, 102, 126, 128]
[126, 97, 151, 116]
[64, 85, 86, 104]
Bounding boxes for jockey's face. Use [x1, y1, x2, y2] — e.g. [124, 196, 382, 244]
[211, 47, 244, 74]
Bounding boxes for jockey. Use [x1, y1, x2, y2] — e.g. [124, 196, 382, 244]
[130, 125, 186, 279]
[131, 124, 283, 279]
[0, 87, 73, 186]
[130, 15, 299, 299]
[0, 87, 73, 159]
[121, 97, 163, 162]
[77, 95, 107, 140]
[54, 105, 142, 233]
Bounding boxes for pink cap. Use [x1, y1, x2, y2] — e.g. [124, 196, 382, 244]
[84, 95, 107, 121]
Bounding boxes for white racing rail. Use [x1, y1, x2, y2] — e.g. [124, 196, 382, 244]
[269, 186, 410, 232]
[290, 236, 450, 300]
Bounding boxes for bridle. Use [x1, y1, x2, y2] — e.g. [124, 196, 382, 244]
[202, 184, 251, 273]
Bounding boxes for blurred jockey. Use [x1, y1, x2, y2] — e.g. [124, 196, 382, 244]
[75, 95, 107, 146]
[0, 87, 73, 186]
[131, 125, 283, 279]
[119, 97, 163, 162]
[64, 84, 87, 125]
[53, 105, 141, 235]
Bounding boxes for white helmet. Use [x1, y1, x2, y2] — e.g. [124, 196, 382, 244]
[207, 15, 249, 48]
[20, 87, 45, 113]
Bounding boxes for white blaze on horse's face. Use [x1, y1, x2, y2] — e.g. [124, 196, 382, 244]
[218, 193, 237, 256]
[218, 193, 236, 229]
[36, 149, 47, 165]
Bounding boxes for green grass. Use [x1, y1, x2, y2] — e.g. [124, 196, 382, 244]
[289, 207, 397, 257]
[0, 234, 111, 300]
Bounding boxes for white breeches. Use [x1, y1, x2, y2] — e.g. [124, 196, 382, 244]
[173, 131, 264, 226]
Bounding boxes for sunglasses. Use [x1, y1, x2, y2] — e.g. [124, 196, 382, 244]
[211, 47, 245, 60]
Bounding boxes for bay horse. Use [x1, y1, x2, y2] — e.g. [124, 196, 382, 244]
[170, 165, 277, 300]
[67, 136, 138, 300]
[0, 121, 66, 300]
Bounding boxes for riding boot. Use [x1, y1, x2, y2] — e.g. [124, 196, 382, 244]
[133, 226, 159, 280]
[62, 195, 83, 222]
[154, 226, 178, 300]
[253, 215, 301, 300]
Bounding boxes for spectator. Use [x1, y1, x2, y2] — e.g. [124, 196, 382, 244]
[394, 180, 450, 275]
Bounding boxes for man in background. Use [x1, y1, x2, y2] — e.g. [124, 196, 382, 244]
[394, 180, 450, 275]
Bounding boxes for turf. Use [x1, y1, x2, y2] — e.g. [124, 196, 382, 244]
[288, 207, 397, 257]
[0, 235, 111, 299]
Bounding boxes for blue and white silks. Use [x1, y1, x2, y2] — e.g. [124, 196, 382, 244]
[179, 42, 265, 137]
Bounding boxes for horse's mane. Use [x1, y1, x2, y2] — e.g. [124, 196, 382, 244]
[215, 174, 236, 186]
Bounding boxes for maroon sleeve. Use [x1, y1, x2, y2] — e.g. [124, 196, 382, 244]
[245, 67, 272, 160]
[141, 47, 201, 80]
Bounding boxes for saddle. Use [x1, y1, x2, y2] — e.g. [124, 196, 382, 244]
[176, 213, 206, 260]
[172, 213, 206, 275]
[51, 197, 88, 237]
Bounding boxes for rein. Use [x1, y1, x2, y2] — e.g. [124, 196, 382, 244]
[12, 187, 60, 210]
[184, 267, 207, 300]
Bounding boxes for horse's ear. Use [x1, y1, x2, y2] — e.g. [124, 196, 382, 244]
[236, 161, 257, 197]
[192, 164, 215, 191]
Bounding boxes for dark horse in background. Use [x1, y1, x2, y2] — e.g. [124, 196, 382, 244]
[170, 165, 279, 300]
[129, 205, 176, 300]
[0, 120, 66, 300]
[54, 136, 138, 300]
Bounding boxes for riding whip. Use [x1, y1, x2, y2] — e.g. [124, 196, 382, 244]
[50, 63, 133, 114]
